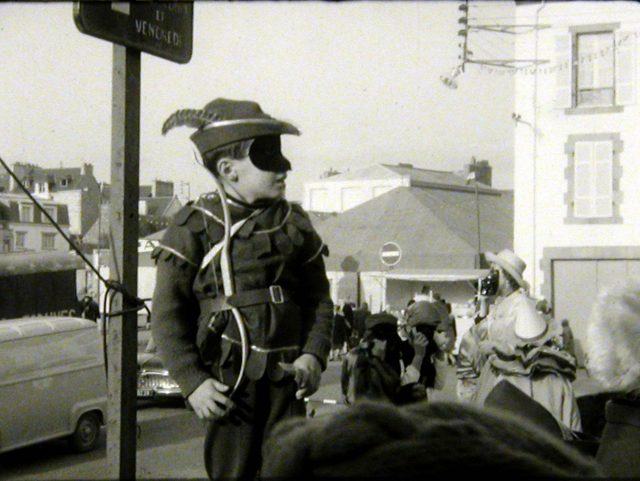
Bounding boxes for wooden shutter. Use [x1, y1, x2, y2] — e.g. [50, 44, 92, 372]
[555, 34, 573, 109]
[573, 142, 593, 218]
[573, 140, 613, 218]
[593, 141, 613, 217]
[615, 31, 637, 106]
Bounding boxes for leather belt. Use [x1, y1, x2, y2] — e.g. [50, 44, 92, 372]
[201, 285, 293, 314]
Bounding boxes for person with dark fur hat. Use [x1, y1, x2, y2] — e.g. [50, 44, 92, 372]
[151, 98, 333, 479]
[341, 312, 419, 405]
[261, 399, 600, 478]
[402, 299, 454, 395]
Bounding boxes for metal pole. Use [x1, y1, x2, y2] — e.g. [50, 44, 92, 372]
[473, 159, 482, 268]
[107, 44, 140, 480]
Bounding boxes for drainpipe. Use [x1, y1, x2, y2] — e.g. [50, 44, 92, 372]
[531, 0, 546, 294]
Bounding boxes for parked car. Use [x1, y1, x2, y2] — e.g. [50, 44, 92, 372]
[137, 335, 182, 401]
[0, 317, 107, 454]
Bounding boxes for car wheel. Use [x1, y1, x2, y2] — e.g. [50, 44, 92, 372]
[69, 412, 101, 453]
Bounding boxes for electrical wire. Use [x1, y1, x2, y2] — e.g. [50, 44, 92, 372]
[0, 155, 150, 376]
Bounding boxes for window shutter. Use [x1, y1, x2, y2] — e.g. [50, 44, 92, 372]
[593, 141, 613, 217]
[615, 31, 636, 106]
[555, 34, 573, 109]
[573, 142, 593, 218]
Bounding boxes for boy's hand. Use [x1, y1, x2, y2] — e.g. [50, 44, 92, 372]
[187, 378, 235, 421]
[410, 331, 429, 358]
[281, 354, 322, 399]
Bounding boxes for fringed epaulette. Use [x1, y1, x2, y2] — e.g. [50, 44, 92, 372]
[174, 202, 204, 232]
[288, 203, 314, 233]
[151, 227, 199, 269]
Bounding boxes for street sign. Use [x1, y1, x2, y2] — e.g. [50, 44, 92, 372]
[74, 2, 193, 64]
[380, 241, 402, 267]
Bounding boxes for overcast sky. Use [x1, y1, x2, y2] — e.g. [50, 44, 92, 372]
[0, 1, 516, 202]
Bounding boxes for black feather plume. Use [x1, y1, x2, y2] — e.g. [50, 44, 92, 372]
[161, 109, 221, 135]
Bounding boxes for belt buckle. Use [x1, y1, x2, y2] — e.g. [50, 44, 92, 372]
[269, 285, 284, 304]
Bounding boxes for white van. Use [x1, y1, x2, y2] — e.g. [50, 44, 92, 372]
[0, 316, 107, 453]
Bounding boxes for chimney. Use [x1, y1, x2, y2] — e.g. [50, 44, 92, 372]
[397, 163, 414, 169]
[82, 163, 94, 177]
[10, 163, 28, 192]
[152, 180, 174, 197]
[465, 160, 492, 187]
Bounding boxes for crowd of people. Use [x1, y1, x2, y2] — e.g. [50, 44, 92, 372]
[148, 97, 639, 479]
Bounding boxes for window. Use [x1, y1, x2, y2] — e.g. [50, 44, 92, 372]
[60, 177, 69, 187]
[574, 141, 612, 217]
[19, 204, 33, 222]
[15, 231, 26, 249]
[565, 133, 622, 224]
[576, 32, 614, 107]
[555, 25, 636, 112]
[41, 232, 56, 250]
[44, 206, 56, 222]
[309, 188, 330, 212]
[340, 187, 362, 212]
[36, 182, 48, 194]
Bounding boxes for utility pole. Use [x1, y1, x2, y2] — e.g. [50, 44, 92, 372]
[471, 157, 482, 268]
[441, 1, 551, 89]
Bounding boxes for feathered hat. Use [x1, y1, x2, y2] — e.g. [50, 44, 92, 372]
[161, 98, 300, 157]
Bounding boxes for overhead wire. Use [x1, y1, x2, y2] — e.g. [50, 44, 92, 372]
[0, 154, 150, 378]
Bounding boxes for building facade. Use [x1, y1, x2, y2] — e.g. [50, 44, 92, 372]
[0, 162, 101, 238]
[513, 2, 640, 355]
[0, 193, 71, 252]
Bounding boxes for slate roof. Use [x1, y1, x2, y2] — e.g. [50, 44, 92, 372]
[315, 186, 513, 272]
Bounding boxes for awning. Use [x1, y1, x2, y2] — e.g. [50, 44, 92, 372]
[384, 268, 488, 282]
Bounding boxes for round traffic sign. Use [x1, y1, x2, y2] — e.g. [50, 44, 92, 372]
[380, 241, 402, 267]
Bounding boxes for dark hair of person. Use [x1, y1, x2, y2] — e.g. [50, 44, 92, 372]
[203, 139, 253, 175]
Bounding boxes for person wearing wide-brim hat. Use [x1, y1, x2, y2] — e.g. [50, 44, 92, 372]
[456, 248, 582, 434]
[151, 98, 333, 479]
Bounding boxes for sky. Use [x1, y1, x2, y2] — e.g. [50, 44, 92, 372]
[0, 1, 516, 202]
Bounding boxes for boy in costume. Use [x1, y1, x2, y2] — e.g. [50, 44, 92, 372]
[151, 98, 333, 479]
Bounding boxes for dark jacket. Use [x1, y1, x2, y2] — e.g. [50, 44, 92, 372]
[151, 193, 333, 398]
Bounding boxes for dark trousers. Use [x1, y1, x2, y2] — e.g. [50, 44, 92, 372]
[203, 372, 305, 480]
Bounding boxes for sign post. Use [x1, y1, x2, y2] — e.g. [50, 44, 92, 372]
[74, 3, 193, 479]
[74, 2, 193, 63]
[106, 43, 141, 479]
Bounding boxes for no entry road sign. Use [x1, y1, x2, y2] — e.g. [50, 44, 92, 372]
[74, 2, 193, 64]
[380, 241, 402, 267]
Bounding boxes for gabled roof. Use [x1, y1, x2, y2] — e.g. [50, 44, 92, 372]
[2, 164, 97, 193]
[315, 186, 513, 272]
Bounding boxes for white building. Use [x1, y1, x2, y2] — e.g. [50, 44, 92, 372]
[513, 2, 640, 356]
[303, 162, 492, 213]
[0, 193, 72, 252]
